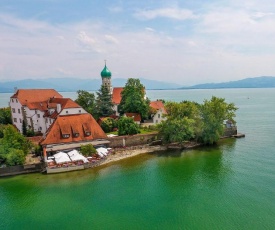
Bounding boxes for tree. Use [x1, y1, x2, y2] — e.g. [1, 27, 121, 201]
[119, 78, 150, 120]
[0, 125, 33, 166]
[100, 117, 117, 133]
[198, 96, 238, 144]
[158, 101, 199, 144]
[95, 85, 114, 118]
[0, 107, 12, 125]
[0, 125, 33, 156]
[117, 116, 140, 136]
[5, 149, 25, 166]
[80, 144, 97, 157]
[75, 90, 95, 115]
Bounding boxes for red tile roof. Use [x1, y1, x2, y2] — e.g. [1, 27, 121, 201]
[40, 113, 107, 145]
[150, 101, 167, 114]
[112, 87, 124, 104]
[11, 89, 63, 106]
[125, 113, 141, 122]
[49, 97, 81, 109]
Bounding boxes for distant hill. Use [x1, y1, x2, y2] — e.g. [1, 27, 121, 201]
[182, 76, 275, 89]
[0, 77, 182, 93]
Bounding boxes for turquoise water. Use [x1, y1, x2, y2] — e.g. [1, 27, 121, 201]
[1, 88, 275, 229]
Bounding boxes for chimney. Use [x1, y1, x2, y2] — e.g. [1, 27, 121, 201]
[57, 104, 61, 113]
[14, 87, 18, 93]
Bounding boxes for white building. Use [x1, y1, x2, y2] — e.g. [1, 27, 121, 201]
[10, 89, 87, 134]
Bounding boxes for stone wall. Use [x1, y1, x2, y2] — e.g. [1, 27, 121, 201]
[223, 127, 237, 137]
[0, 163, 43, 177]
[108, 133, 159, 148]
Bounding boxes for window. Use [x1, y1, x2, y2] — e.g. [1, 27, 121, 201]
[49, 119, 52, 124]
[35, 110, 37, 114]
[20, 119, 22, 123]
[39, 127, 42, 131]
[79, 110, 81, 113]
[73, 133, 79, 137]
[16, 99, 18, 103]
[12, 108, 15, 113]
[13, 118, 17, 123]
[37, 114, 40, 118]
[12, 99, 14, 102]
[85, 132, 91, 136]
[66, 111, 68, 114]
[62, 134, 70, 138]
[158, 114, 160, 118]
[45, 118, 48, 123]
[18, 109, 21, 114]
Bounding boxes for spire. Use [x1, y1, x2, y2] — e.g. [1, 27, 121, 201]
[101, 60, 112, 78]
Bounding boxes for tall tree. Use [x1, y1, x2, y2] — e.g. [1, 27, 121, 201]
[119, 78, 150, 120]
[95, 85, 114, 118]
[198, 96, 237, 144]
[75, 90, 95, 115]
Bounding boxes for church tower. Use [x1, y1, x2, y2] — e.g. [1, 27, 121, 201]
[101, 60, 112, 94]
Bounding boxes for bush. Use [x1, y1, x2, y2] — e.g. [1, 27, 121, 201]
[80, 144, 97, 157]
[118, 117, 140, 136]
[5, 149, 25, 166]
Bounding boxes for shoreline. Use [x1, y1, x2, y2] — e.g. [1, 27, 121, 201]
[97, 145, 168, 167]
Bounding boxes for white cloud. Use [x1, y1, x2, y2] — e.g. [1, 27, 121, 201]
[135, 7, 196, 21]
[104, 35, 119, 44]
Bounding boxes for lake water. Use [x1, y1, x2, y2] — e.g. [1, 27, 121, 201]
[1, 88, 275, 229]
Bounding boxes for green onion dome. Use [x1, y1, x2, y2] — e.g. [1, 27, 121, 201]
[101, 64, 112, 78]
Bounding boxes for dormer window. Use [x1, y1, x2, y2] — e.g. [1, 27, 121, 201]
[82, 123, 91, 137]
[85, 132, 91, 136]
[62, 134, 70, 138]
[73, 133, 79, 137]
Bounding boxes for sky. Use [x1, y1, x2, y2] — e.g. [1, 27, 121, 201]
[1, 0, 275, 86]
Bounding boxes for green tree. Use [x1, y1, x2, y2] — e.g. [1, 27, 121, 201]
[198, 96, 238, 144]
[158, 101, 199, 144]
[80, 144, 97, 157]
[0, 107, 12, 125]
[5, 149, 25, 166]
[158, 117, 195, 144]
[22, 120, 27, 136]
[0, 125, 32, 156]
[119, 78, 150, 120]
[75, 90, 95, 115]
[95, 85, 114, 118]
[100, 117, 117, 133]
[118, 116, 140, 136]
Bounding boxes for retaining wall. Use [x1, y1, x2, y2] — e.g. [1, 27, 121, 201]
[0, 163, 43, 177]
[108, 133, 158, 148]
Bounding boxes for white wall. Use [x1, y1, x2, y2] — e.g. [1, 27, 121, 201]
[59, 107, 87, 116]
[10, 98, 23, 133]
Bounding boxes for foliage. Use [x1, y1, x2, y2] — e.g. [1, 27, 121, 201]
[100, 117, 117, 133]
[158, 117, 195, 144]
[0, 107, 12, 125]
[157, 97, 237, 145]
[26, 129, 35, 137]
[119, 78, 150, 120]
[80, 144, 97, 157]
[95, 85, 114, 118]
[75, 90, 95, 115]
[0, 124, 5, 138]
[117, 116, 140, 136]
[22, 120, 27, 136]
[5, 149, 25, 166]
[0, 125, 33, 156]
[198, 96, 237, 144]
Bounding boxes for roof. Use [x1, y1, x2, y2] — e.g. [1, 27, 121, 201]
[101, 64, 112, 78]
[49, 97, 81, 109]
[40, 113, 107, 145]
[124, 113, 142, 122]
[150, 100, 167, 114]
[112, 87, 124, 104]
[11, 89, 62, 106]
